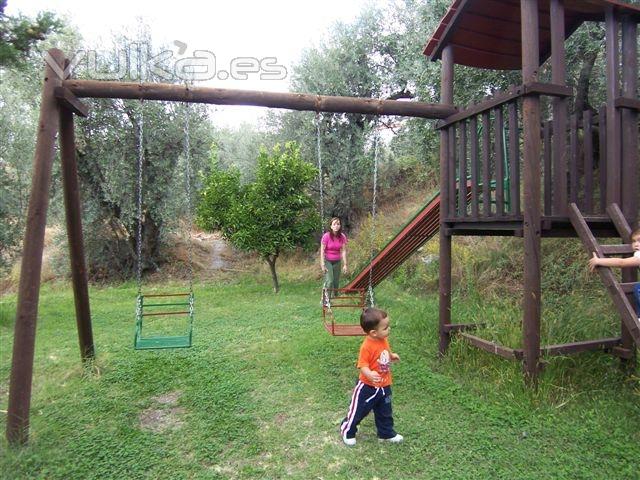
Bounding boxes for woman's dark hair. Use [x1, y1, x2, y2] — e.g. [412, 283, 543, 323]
[328, 217, 343, 239]
[360, 307, 388, 333]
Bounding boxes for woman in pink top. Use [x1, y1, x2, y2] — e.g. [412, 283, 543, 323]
[320, 217, 348, 302]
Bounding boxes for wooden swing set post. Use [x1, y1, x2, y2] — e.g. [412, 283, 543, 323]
[59, 84, 95, 363]
[7, 49, 95, 446]
[7, 49, 65, 445]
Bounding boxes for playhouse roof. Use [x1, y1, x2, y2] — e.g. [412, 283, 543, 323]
[424, 0, 640, 70]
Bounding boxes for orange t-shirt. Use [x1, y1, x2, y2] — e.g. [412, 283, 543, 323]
[357, 336, 393, 387]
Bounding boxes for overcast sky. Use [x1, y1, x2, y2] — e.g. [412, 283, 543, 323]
[8, 0, 373, 126]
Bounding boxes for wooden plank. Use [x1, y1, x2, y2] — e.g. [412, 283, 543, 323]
[614, 96, 640, 110]
[448, 125, 457, 216]
[611, 346, 635, 360]
[438, 86, 521, 129]
[469, 116, 480, 219]
[583, 110, 594, 213]
[605, 8, 621, 206]
[607, 203, 632, 241]
[54, 87, 89, 117]
[541, 337, 621, 356]
[482, 112, 492, 216]
[508, 101, 520, 215]
[459, 333, 523, 360]
[443, 323, 483, 333]
[620, 18, 638, 224]
[598, 104, 607, 213]
[494, 107, 505, 216]
[543, 121, 552, 215]
[522, 82, 573, 97]
[601, 245, 635, 255]
[437, 83, 572, 130]
[458, 121, 468, 217]
[550, 1, 567, 216]
[569, 114, 578, 205]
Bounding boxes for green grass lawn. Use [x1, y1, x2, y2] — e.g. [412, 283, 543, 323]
[1, 276, 639, 479]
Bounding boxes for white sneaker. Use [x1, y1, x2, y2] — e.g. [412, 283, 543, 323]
[342, 434, 356, 446]
[380, 434, 403, 443]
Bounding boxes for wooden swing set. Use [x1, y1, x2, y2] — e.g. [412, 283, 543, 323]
[5, 49, 453, 445]
[7, 0, 639, 447]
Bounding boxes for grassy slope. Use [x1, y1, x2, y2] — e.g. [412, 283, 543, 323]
[1, 275, 638, 479]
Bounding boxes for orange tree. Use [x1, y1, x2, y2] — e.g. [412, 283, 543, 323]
[197, 142, 319, 292]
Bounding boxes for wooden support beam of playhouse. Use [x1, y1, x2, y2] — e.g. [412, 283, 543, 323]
[442, 323, 483, 333]
[62, 79, 457, 119]
[459, 333, 524, 361]
[540, 337, 622, 357]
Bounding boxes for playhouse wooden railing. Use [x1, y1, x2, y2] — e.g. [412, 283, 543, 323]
[438, 83, 619, 224]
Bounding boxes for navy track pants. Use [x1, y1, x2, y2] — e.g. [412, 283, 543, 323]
[340, 381, 396, 439]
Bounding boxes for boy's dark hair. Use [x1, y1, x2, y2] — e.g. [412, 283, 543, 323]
[360, 307, 388, 333]
[631, 227, 640, 240]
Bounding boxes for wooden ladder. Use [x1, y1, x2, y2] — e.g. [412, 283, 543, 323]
[569, 203, 640, 348]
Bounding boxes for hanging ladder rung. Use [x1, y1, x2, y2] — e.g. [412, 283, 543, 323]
[142, 310, 190, 317]
[142, 292, 191, 298]
[142, 302, 191, 308]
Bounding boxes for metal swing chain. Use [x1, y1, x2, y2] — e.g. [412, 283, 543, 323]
[367, 125, 380, 308]
[315, 111, 325, 230]
[136, 98, 144, 298]
[183, 98, 195, 296]
[316, 112, 330, 310]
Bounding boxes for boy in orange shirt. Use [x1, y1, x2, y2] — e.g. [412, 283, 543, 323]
[340, 307, 403, 446]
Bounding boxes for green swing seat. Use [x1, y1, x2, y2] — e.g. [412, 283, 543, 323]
[134, 292, 194, 350]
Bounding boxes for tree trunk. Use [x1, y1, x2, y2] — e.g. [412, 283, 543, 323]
[266, 254, 279, 293]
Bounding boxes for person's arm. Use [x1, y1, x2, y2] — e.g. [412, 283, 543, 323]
[341, 243, 348, 274]
[589, 252, 640, 272]
[360, 366, 382, 384]
[320, 242, 327, 273]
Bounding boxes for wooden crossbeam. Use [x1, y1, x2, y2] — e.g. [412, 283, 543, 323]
[459, 333, 523, 360]
[614, 96, 640, 111]
[442, 323, 483, 333]
[64, 79, 456, 119]
[540, 337, 621, 356]
[54, 87, 89, 117]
